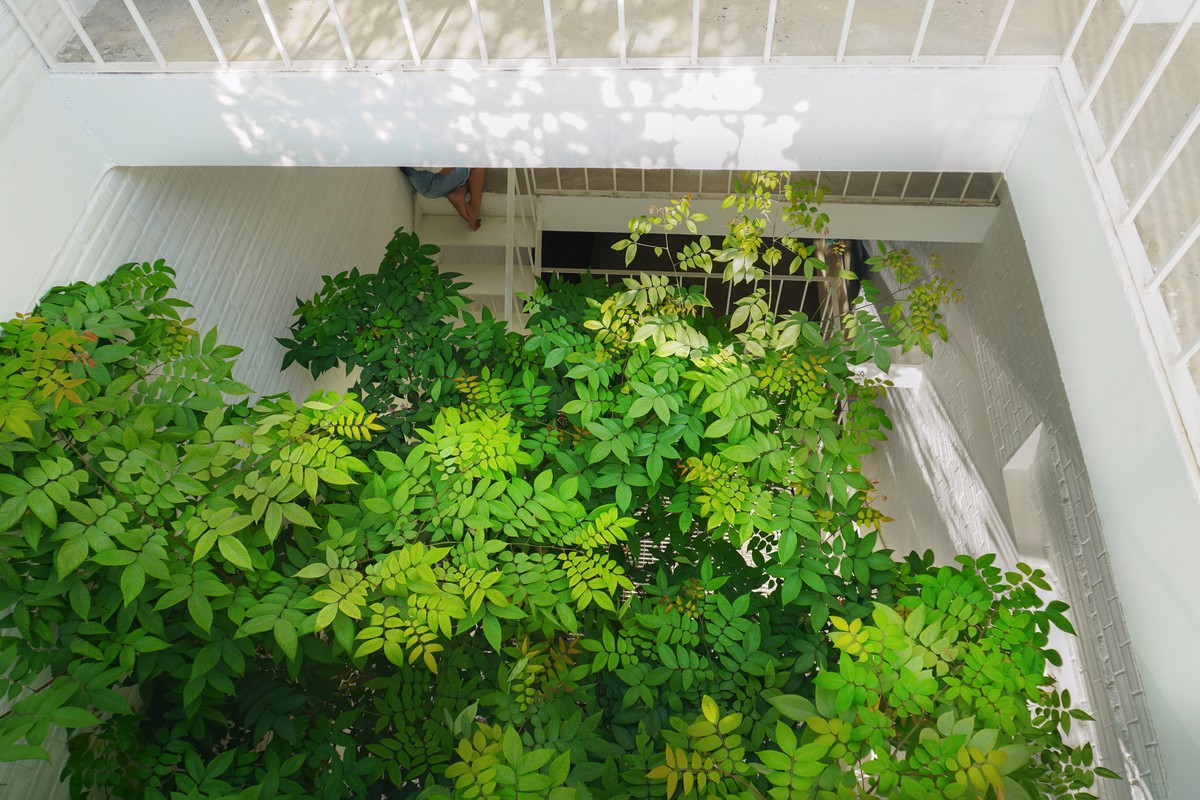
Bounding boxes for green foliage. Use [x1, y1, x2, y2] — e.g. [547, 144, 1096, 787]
[0, 174, 1118, 799]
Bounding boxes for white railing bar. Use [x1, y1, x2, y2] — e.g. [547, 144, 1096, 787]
[1080, 0, 1148, 110]
[325, 0, 356, 67]
[691, 0, 700, 65]
[555, 167, 562, 191]
[985, 0, 1017, 63]
[614, 168, 619, 193]
[1173, 328, 1200, 370]
[670, 169, 675, 196]
[912, 0, 936, 62]
[870, 172, 882, 200]
[542, 268, 836, 284]
[698, 170, 704, 195]
[121, 0, 166, 68]
[584, 168, 590, 193]
[396, 0, 421, 65]
[186, 0, 227, 66]
[959, 172, 974, 202]
[727, 171, 733, 194]
[617, 0, 627, 64]
[763, 0, 778, 63]
[929, 172, 943, 201]
[837, 0, 855, 63]
[533, 173, 544, 279]
[1124, 99, 1200, 223]
[505, 168, 516, 323]
[542, 0, 557, 66]
[4, 0, 57, 66]
[841, 173, 852, 197]
[1147, 214, 1200, 293]
[641, 170, 646, 193]
[55, 0, 104, 64]
[1102, 0, 1200, 163]
[254, 0, 291, 67]
[1063, 0, 1100, 65]
[530, 168, 538, 194]
[468, 0, 488, 65]
[900, 171, 912, 200]
[815, 171, 823, 191]
[988, 175, 1002, 202]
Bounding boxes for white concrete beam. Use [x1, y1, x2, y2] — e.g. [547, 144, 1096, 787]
[46, 67, 1048, 172]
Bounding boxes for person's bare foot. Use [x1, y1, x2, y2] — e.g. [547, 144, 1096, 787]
[446, 186, 477, 229]
[466, 192, 483, 231]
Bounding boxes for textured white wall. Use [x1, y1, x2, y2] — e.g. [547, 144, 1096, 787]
[865, 196, 1161, 799]
[40, 165, 416, 398]
[0, 3, 108, 319]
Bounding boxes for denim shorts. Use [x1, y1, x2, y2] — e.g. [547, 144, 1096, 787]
[401, 167, 470, 198]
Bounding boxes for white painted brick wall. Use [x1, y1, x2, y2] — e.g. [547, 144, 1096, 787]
[865, 195, 1162, 799]
[0, 3, 40, 142]
[41, 165, 416, 399]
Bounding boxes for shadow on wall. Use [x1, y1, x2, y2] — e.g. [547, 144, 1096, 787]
[869, 378, 1020, 568]
[192, 58, 1040, 173]
[206, 67, 813, 170]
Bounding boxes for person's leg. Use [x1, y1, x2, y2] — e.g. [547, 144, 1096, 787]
[465, 168, 487, 226]
[444, 183, 480, 230]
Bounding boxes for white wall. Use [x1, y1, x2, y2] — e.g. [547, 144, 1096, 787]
[0, 2, 108, 321]
[41, 165, 415, 398]
[865, 198, 1161, 798]
[1006, 83, 1200, 800]
[44, 67, 1048, 172]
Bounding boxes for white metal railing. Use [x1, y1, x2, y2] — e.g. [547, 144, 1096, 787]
[504, 167, 539, 327]
[542, 245, 848, 338]
[4, 0, 1073, 72]
[526, 169, 1002, 206]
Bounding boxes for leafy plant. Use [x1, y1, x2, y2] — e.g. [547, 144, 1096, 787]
[0, 174, 1117, 799]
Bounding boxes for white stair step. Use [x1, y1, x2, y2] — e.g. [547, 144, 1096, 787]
[416, 192, 513, 217]
[417, 214, 537, 249]
[440, 263, 536, 295]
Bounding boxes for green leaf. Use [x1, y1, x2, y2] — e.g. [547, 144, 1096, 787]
[701, 695, 719, 724]
[49, 707, 101, 729]
[722, 444, 759, 463]
[294, 563, 330, 580]
[56, 536, 88, 579]
[769, 694, 816, 723]
[27, 489, 56, 529]
[704, 417, 736, 439]
[265, 502, 283, 541]
[274, 619, 298, 660]
[91, 548, 136, 566]
[188, 592, 213, 633]
[0, 745, 50, 763]
[483, 615, 503, 650]
[218, 536, 253, 570]
[281, 503, 317, 527]
[777, 528, 798, 565]
[120, 563, 145, 607]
